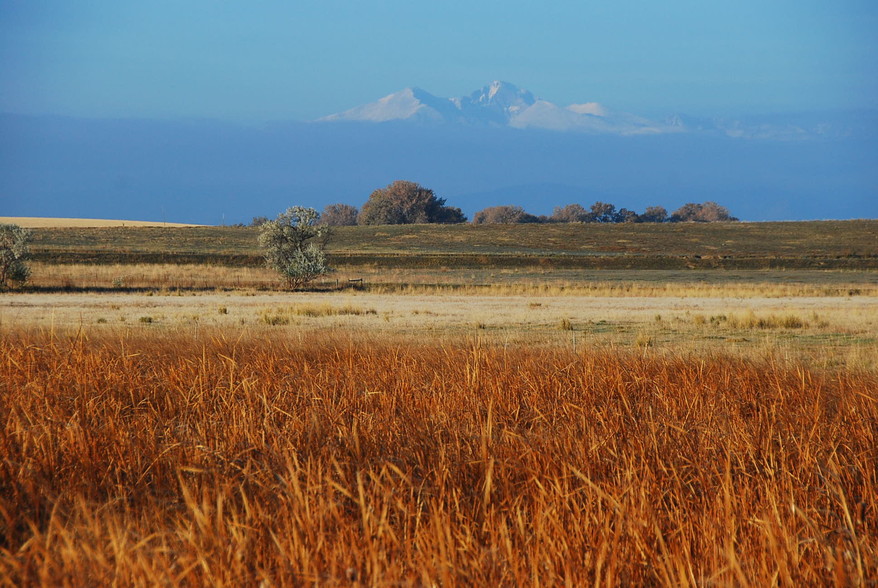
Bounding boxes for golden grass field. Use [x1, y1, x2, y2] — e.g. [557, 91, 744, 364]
[1, 329, 875, 585]
[2, 221, 877, 584]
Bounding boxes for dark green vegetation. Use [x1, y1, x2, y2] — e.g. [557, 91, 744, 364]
[28, 220, 878, 270]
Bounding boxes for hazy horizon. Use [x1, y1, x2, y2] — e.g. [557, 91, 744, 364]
[1, 2, 876, 223]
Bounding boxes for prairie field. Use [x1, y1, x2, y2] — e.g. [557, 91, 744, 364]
[1, 329, 876, 585]
[24, 220, 878, 270]
[2, 221, 877, 584]
[18, 261, 878, 298]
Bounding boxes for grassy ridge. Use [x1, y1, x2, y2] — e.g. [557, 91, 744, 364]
[1, 331, 875, 584]
[27, 220, 878, 269]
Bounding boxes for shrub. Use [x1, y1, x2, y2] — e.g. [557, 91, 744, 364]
[258, 207, 331, 289]
[0, 224, 32, 288]
[472, 205, 540, 224]
[638, 206, 669, 223]
[671, 202, 737, 222]
[320, 203, 359, 226]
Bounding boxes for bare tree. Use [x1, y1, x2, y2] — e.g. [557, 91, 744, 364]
[616, 208, 639, 223]
[320, 203, 359, 226]
[638, 206, 668, 223]
[671, 202, 737, 222]
[590, 201, 617, 223]
[472, 205, 540, 224]
[550, 203, 589, 223]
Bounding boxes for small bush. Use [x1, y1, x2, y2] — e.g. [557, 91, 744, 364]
[259, 312, 291, 326]
[0, 224, 32, 288]
[259, 207, 331, 290]
[727, 311, 808, 330]
[259, 304, 377, 325]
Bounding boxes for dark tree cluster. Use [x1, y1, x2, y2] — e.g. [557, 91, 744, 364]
[318, 180, 466, 226]
[283, 183, 737, 228]
[472, 201, 736, 224]
[548, 201, 648, 223]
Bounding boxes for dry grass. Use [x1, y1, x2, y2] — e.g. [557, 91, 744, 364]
[2, 290, 877, 372]
[27, 262, 278, 290]
[24, 262, 878, 299]
[1, 329, 876, 585]
[693, 311, 816, 330]
[258, 304, 377, 325]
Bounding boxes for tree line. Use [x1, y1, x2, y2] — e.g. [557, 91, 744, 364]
[257, 180, 738, 227]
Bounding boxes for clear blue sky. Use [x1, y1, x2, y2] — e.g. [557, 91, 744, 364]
[1, 0, 875, 121]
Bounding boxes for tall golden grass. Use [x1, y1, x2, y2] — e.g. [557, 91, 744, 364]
[1, 330, 875, 585]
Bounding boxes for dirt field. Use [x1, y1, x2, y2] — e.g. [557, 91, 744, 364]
[0, 216, 202, 228]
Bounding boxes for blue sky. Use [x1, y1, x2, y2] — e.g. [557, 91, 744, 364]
[1, 0, 876, 122]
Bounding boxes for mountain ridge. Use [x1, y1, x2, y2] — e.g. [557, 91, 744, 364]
[318, 81, 863, 140]
[319, 80, 667, 135]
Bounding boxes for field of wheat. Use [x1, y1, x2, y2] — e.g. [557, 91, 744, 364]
[1, 328, 875, 585]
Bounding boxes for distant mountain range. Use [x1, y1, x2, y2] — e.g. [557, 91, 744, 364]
[1, 84, 875, 224]
[318, 81, 864, 140]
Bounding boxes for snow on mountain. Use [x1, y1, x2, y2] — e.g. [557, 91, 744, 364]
[567, 102, 608, 117]
[509, 100, 676, 135]
[318, 87, 459, 123]
[317, 81, 848, 139]
[319, 80, 666, 134]
[452, 81, 537, 124]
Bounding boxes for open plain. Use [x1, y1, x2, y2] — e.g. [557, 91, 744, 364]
[2, 221, 877, 584]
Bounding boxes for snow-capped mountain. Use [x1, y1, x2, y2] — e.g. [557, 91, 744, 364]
[452, 81, 537, 125]
[318, 87, 462, 124]
[319, 81, 675, 135]
[318, 81, 861, 140]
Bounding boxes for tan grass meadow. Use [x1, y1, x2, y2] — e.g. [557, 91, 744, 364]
[1, 329, 876, 585]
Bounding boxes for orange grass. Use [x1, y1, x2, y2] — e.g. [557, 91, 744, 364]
[1, 330, 876, 585]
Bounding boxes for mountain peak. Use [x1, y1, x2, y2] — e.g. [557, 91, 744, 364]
[318, 86, 452, 123]
[462, 81, 536, 116]
[317, 82, 673, 134]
